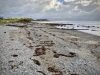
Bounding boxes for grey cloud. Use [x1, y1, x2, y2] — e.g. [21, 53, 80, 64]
[62, 0, 99, 12]
[76, 3, 99, 12]
[0, 0, 100, 21]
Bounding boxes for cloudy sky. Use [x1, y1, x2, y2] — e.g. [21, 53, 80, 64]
[0, 0, 100, 21]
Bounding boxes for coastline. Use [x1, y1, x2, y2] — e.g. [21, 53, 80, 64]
[36, 21, 100, 36]
[0, 22, 100, 75]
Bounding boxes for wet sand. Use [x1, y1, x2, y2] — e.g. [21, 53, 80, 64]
[0, 22, 100, 75]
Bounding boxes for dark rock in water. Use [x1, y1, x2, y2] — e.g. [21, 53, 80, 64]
[91, 30, 97, 31]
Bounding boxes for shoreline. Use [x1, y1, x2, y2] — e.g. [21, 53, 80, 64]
[35, 21, 100, 36]
[0, 22, 100, 75]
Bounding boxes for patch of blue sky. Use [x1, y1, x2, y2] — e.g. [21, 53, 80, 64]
[57, 0, 64, 3]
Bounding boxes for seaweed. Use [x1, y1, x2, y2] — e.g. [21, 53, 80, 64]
[54, 52, 76, 58]
[37, 71, 46, 75]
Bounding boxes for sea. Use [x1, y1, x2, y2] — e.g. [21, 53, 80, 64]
[38, 21, 100, 36]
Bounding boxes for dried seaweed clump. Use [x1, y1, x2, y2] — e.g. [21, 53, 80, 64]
[34, 46, 46, 56]
[11, 54, 18, 57]
[33, 59, 41, 66]
[54, 52, 76, 58]
[37, 71, 46, 75]
[48, 66, 63, 75]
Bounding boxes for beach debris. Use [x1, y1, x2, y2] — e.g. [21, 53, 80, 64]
[48, 23, 73, 26]
[54, 52, 76, 58]
[11, 54, 18, 57]
[11, 65, 19, 69]
[23, 44, 26, 45]
[70, 74, 79, 75]
[11, 39, 14, 41]
[19, 61, 23, 65]
[8, 60, 14, 63]
[37, 71, 46, 75]
[71, 38, 78, 41]
[52, 73, 63, 75]
[95, 44, 100, 48]
[40, 41, 55, 47]
[27, 45, 34, 49]
[6, 24, 26, 27]
[10, 61, 23, 69]
[35, 45, 41, 47]
[34, 46, 46, 56]
[27, 31, 30, 36]
[48, 67, 59, 72]
[69, 52, 76, 56]
[70, 42, 81, 48]
[53, 51, 57, 53]
[48, 66, 63, 75]
[32, 59, 41, 66]
[27, 37, 33, 41]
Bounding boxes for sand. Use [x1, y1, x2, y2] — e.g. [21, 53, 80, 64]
[0, 22, 100, 75]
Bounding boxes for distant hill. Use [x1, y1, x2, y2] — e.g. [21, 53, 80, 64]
[35, 19, 49, 21]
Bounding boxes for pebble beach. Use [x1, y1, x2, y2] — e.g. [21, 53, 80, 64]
[0, 22, 100, 75]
